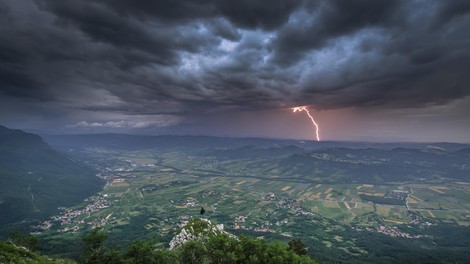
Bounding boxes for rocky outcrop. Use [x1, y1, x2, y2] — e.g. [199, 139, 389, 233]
[169, 218, 233, 250]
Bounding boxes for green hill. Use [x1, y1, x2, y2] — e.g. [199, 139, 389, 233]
[0, 125, 103, 229]
[0, 240, 75, 264]
[232, 147, 470, 183]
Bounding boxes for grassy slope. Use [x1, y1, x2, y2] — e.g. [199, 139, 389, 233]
[0, 241, 75, 264]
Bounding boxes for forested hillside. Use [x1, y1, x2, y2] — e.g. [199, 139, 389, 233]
[0, 126, 102, 229]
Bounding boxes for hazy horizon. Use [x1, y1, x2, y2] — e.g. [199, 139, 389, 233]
[7, 125, 466, 145]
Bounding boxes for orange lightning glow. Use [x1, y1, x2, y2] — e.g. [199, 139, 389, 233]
[292, 106, 320, 141]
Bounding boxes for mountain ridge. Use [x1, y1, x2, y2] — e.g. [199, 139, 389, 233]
[0, 125, 103, 230]
[42, 133, 470, 153]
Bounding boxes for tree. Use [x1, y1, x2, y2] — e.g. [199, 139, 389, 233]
[99, 246, 124, 264]
[8, 231, 38, 251]
[205, 235, 238, 263]
[82, 227, 108, 264]
[152, 249, 179, 264]
[288, 239, 308, 256]
[123, 240, 178, 264]
[178, 240, 208, 264]
[124, 240, 155, 264]
[235, 235, 265, 263]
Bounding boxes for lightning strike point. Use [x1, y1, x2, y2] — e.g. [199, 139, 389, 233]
[292, 106, 321, 141]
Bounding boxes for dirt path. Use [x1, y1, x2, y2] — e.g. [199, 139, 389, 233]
[28, 184, 39, 212]
[120, 187, 132, 202]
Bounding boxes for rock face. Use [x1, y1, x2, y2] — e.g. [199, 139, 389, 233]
[169, 218, 232, 250]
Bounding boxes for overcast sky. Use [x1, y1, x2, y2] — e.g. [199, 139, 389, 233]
[1, 0, 470, 142]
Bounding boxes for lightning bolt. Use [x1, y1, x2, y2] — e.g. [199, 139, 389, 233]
[293, 106, 320, 141]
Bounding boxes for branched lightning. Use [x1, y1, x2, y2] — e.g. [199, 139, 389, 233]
[293, 106, 320, 141]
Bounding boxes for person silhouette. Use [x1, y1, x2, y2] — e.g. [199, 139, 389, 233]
[200, 206, 205, 215]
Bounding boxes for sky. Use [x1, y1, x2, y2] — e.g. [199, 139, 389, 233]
[1, 0, 470, 142]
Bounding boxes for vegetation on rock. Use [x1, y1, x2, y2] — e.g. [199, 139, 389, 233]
[81, 221, 318, 264]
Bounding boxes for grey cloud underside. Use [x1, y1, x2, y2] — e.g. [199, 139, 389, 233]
[1, 0, 470, 118]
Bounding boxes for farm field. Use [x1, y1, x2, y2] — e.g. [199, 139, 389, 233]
[33, 146, 470, 263]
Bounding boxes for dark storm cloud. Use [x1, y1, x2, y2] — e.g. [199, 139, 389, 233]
[0, 68, 46, 99]
[269, 0, 470, 109]
[39, 0, 219, 66]
[214, 0, 302, 30]
[207, 18, 241, 41]
[0, 0, 9, 15]
[273, 0, 404, 65]
[434, 0, 470, 26]
[92, 0, 301, 30]
[0, 0, 470, 131]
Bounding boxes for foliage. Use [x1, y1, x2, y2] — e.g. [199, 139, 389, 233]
[185, 218, 214, 236]
[177, 240, 209, 264]
[123, 240, 178, 264]
[82, 228, 108, 264]
[77, 229, 319, 264]
[0, 240, 75, 264]
[8, 231, 38, 251]
[288, 239, 308, 256]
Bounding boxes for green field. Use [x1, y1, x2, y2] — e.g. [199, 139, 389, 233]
[34, 148, 470, 263]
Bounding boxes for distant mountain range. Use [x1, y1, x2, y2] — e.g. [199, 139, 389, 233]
[42, 133, 470, 184]
[194, 144, 470, 183]
[0, 126, 102, 228]
[244, 147, 470, 183]
[42, 133, 469, 152]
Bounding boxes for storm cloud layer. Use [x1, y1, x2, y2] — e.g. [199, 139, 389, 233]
[1, 0, 469, 141]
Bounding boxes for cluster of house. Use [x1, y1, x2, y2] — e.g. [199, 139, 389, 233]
[274, 196, 314, 217]
[376, 225, 431, 239]
[384, 189, 409, 200]
[355, 224, 432, 239]
[88, 213, 113, 229]
[310, 153, 384, 165]
[233, 215, 248, 230]
[174, 197, 199, 208]
[53, 197, 111, 224]
[31, 196, 112, 234]
[57, 225, 80, 233]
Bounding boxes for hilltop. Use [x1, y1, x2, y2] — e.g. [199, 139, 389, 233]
[80, 218, 317, 264]
[1, 219, 317, 264]
[165, 218, 317, 263]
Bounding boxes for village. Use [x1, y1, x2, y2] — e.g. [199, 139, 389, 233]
[376, 225, 431, 239]
[32, 196, 112, 234]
